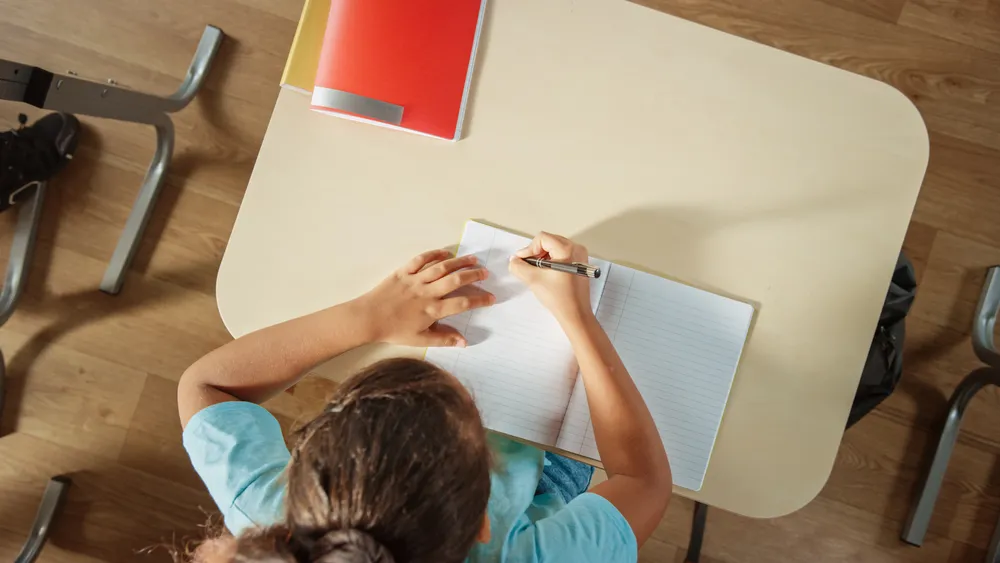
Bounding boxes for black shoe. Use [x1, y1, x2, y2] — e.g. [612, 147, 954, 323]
[0, 112, 80, 212]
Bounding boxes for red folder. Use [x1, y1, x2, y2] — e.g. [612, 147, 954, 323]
[311, 0, 488, 141]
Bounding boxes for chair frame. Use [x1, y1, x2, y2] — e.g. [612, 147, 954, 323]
[902, 266, 1000, 563]
[0, 25, 223, 561]
[0, 25, 223, 294]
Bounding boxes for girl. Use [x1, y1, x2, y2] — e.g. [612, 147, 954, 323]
[179, 233, 672, 562]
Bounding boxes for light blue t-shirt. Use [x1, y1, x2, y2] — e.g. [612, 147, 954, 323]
[183, 402, 637, 563]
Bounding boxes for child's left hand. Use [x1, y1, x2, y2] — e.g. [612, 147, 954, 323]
[353, 249, 495, 347]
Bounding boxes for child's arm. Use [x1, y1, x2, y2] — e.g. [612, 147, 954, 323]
[510, 234, 671, 545]
[178, 249, 493, 427]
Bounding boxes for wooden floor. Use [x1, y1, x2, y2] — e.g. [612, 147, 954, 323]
[0, 0, 998, 561]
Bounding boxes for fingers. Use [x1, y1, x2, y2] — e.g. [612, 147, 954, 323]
[508, 255, 537, 283]
[403, 249, 451, 274]
[430, 267, 488, 296]
[514, 236, 546, 259]
[434, 290, 495, 318]
[514, 232, 577, 261]
[417, 257, 447, 273]
[419, 254, 479, 282]
[414, 322, 467, 348]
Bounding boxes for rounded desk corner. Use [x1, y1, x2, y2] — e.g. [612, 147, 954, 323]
[879, 81, 931, 169]
[734, 452, 840, 519]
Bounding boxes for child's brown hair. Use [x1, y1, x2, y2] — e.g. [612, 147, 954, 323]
[215, 358, 491, 562]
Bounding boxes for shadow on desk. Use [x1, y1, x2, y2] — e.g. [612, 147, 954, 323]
[570, 205, 776, 312]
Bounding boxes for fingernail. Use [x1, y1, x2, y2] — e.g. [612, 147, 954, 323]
[455, 338, 467, 348]
[468, 255, 478, 263]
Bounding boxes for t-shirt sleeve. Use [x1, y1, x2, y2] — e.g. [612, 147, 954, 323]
[513, 492, 638, 563]
[182, 401, 290, 535]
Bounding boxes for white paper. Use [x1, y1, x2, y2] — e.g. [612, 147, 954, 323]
[427, 222, 753, 492]
[425, 221, 608, 446]
[556, 264, 754, 491]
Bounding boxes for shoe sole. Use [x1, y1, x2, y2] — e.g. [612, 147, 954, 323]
[55, 113, 81, 170]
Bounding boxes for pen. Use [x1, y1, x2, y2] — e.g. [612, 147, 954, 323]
[523, 257, 601, 279]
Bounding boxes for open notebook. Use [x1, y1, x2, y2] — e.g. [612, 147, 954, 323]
[425, 222, 754, 491]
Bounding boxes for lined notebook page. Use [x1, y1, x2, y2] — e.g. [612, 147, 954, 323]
[425, 222, 608, 446]
[555, 264, 754, 491]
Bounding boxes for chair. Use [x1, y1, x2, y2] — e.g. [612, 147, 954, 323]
[902, 266, 1000, 563]
[0, 27, 223, 559]
[0, 25, 223, 294]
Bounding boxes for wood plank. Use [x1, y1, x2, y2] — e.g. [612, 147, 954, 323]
[638, 536, 682, 562]
[890, 317, 985, 432]
[35, 149, 241, 296]
[899, 0, 1000, 54]
[120, 375, 304, 489]
[0, 241, 231, 383]
[824, 410, 1000, 549]
[819, 0, 908, 22]
[911, 133, 1000, 251]
[902, 220, 938, 286]
[912, 92, 1000, 152]
[0, 527, 107, 563]
[949, 541, 989, 562]
[0, 329, 146, 456]
[651, 493, 955, 562]
[264, 373, 343, 424]
[0, 433, 211, 563]
[118, 375, 204, 490]
[909, 231, 1000, 333]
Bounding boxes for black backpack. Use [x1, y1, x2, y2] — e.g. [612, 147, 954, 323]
[847, 253, 917, 428]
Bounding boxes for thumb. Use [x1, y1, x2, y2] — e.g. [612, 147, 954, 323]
[417, 322, 467, 348]
[508, 256, 536, 283]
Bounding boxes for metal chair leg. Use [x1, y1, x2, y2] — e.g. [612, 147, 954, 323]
[95, 26, 222, 294]
[904, 266, 1000, 562]
[14, 476, 71, 563]
[0, 183, 46, 419]
[98, 118, 174, 294]
[0, 182, 45, 326]
[0, 25, 224, 294]
[972, 266, 1000, 367]
[902, 367, 1000, 546]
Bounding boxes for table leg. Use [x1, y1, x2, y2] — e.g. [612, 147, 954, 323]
[685, 501, 708, 563]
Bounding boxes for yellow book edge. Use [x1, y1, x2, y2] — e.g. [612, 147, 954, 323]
[280, 0, 331, 93]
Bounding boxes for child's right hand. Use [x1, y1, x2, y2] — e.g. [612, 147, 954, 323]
[509, 232, 594, 325]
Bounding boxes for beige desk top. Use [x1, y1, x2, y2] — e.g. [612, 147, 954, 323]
[217, 0, 928, 518]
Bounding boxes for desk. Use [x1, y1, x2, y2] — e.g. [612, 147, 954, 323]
[217, 0, 928, 518]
